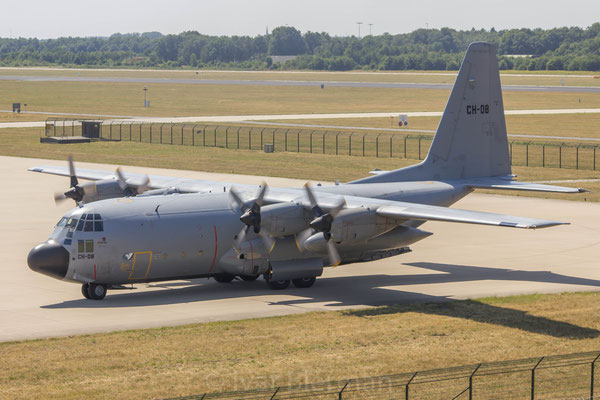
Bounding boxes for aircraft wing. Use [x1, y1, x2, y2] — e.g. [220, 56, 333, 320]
[375, 203, 565, 229]
[29, 165, 210, 193]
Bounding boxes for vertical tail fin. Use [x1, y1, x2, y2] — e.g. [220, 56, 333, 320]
[356, 42, 511, 183]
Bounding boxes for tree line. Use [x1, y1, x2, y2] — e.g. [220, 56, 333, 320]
[0, 24, 599, 71]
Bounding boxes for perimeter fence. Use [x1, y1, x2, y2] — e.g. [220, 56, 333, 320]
[169, 350, 600, 399]
[43, 118, 600, 171]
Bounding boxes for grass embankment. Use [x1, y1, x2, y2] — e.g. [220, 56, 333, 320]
[2, 292, 600, 399]
[2, 127, 600, 202]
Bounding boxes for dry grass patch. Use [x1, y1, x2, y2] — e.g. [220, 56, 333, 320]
[2, 292, 600, 399]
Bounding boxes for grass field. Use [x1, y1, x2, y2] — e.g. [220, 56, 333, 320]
[1, 79, 600, 124]
[266, 113, 600, 141]
[2, 127, 600, 201]
[0, 67, 599, 86]
[2, 292, 600, 399]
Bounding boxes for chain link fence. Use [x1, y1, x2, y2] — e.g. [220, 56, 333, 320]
[43, 119, 600, 171]
[167, 350, 600, 400]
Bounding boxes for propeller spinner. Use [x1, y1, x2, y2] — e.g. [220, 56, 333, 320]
[229, 183, 275, 251]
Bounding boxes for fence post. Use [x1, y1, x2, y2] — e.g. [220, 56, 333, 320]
[559, 146, 562, 168]
[576, 146, 579, 170]
[285, 129, 289, 151]
[310, 131, 314, 153]
[129, 122, 132, 141]
[591, 353, 600, 400]
[269, 387, 280, 400]
[260, 128, 265, 148]
[338, 380, 350, 400]
[594, 148, 597, 171]
[109, 121, 113, 140]
[390, 136, 393, 158]
[297, 130, 300, 152]
[214, 126, 217, 147]
[237, 127, 241, 149]
[362, 134, 365, 157]
[469, 364, 482, 400]
[406, 372, 418, 400]
[404, 136, 407, 159]
[225, 126, 229, 148]
[161, 123, 165, 144]
[139, 124, 142, 142]
[531, 357, 544, 400]
[335, 132, 341, 155]
[418, 137, 422, 160]
[542, 145, 545, 167]
[273, 129, 276, 151]
[526, 143, 529, 166]
[348, 132, 353, 155]
[322, 131, 327, 154]
[376, 133, 382, 157]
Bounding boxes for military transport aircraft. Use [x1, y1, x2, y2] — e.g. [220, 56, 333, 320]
[27, 42, 585, 300]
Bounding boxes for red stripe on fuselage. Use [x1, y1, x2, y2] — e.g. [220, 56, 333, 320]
[209, 225, 218, 272]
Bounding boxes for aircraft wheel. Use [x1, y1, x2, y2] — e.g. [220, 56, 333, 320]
[214, 273, 235, 283]
[267, 279, 290, 290]
[240, 274, 260, 282]
[81, 283, 91, 299]
[292, 277, 316, 288]
[87, 283, 107, 300]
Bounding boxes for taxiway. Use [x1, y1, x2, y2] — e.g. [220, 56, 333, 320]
[1, 155, 599, 342]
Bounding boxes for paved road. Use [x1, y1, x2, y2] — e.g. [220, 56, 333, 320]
[1, 155, 599, 342]
[2, 74, 600, 93]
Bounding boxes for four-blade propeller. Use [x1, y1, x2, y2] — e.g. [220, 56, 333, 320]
[296, 183, 345, 267]
[54, 156, 95, 204]
[229, 183, 275, 251]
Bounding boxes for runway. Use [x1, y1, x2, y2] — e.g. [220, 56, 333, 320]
[2, 155, 600, 342]
[1, 74, 600, 93]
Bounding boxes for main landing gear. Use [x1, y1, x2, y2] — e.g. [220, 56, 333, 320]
[82, 283, 107, 300]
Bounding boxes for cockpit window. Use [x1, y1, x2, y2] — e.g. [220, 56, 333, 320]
[84, 220, 93, 232]
[56, 217, 68, 227]
[94, 221, 104, 232]
[65, 218, 78, 228]
[76, 219, 85, 231]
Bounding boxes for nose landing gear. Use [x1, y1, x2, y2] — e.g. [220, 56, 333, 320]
[82, 283, 107, 300]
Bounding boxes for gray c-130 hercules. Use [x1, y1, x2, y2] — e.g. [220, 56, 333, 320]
[27, 42, 586, 300]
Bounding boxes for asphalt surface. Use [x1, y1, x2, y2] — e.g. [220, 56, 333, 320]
[2, 155, 600, 342]
[2, 74, 600, 93]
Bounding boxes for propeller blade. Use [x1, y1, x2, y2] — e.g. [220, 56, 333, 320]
[255, 182, 268, 206]
[115, 167, 128, 191]
[330, 198, 346, 217]
[258, 230, 276, 253]
[303, 183, 323, 217]
[68, 155, 78, 188]
[229, 187, 246, 211]
[295, 228, 313, 252]
[327, 240, 342, 267]
[54, 191, 68, 204]
[137, 175, 150, 194]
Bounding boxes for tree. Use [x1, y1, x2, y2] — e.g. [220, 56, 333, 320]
[268, 26, 306, 55]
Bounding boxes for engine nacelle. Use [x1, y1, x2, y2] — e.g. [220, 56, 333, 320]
[218, 237, 272, 276]
[330, 207, 396, 244]
[301, 232, 329, 253]
[261, 202, 307, 238]
[80, 180, 126, 203]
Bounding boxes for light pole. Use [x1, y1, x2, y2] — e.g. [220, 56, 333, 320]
[357, 22, 363, 39]
[143, 86, 148, 107]
[368, 23, 374, 36]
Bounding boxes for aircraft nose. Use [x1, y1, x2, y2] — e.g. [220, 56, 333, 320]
[27, 240, 70, 280]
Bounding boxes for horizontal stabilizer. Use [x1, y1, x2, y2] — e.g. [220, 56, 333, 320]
[376, 204, 566, 230]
